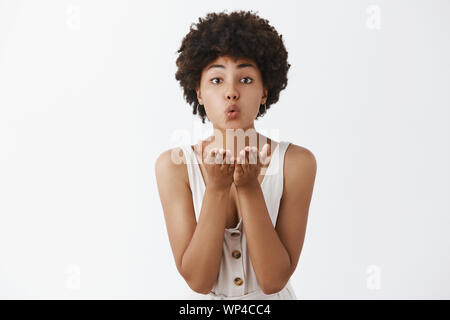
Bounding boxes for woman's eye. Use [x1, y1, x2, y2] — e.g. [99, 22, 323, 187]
[210, 77, 253, 84]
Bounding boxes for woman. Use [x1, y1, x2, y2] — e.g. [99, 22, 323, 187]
[155, 10, 317, 299]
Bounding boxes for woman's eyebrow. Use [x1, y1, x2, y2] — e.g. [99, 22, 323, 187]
[207, 63, 256, 70]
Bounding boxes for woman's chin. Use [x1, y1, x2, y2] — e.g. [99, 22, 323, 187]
[224, 124, 244, 130]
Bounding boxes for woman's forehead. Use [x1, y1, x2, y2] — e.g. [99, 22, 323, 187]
[205, 55, 258, 72]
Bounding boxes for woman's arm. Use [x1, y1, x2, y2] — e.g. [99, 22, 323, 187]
[155, 148, 231, 294]
[236, 183, 291, 294]
[235, 145, 317, 294]
[179, 185, 229, 293]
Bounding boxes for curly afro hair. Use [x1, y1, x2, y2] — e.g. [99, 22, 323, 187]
[175, 10, 291, 124]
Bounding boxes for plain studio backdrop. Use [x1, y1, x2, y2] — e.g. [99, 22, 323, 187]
[0, 0, 449, 299]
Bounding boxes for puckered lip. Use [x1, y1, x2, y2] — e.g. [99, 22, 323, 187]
[225, 104, 240, 114]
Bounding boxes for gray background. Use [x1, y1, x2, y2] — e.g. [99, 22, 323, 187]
[0, 0, 449, 299]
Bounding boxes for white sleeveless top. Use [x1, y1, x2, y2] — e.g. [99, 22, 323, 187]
[179, 141, 297, 300]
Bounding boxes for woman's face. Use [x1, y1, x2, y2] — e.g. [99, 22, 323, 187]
[196, 55, 268, 130]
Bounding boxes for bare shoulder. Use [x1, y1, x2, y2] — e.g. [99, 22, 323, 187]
[285, 143, 317, 168]
[283, 143, 317, 194]
[154, 146, 190, 186]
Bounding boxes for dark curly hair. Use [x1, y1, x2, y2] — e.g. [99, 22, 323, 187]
[175, 10, 291, 124]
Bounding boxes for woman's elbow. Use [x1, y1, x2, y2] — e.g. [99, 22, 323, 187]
[186, 280, 213, 294]
[180, 269, 214, 294]
[260, 278, 288, 295]
[261, 285, 283, 295]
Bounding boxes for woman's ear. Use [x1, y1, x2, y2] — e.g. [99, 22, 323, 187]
[196, 87, 203, 105]
[261, 88, 268, 104]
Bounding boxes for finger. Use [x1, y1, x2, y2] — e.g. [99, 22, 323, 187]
[254, 146, 264, 166]
[223, 149, 232, 165]
[260, 143, 270, 165]
[205, 148, 217, 165]
[229, 151, 236, 167]
[239, 149, 246, 165]
[204, 148, 211, 165]
[215, 148, 225, 164]
[230, 156, 237, 172]
[227, 154, 235, 173]
[236, 150, 244, 165]
[224, 150, 232, 165]
[245, 147, 252, 170]
[249, 146, 258, 165]
[244, 146, 250, 164]
[241, 148, 248, 172]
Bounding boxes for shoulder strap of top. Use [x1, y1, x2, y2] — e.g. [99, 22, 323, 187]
[261, 141, 291, 227]
[178, 144, 204, 220]
[264, 141, 290, 177]
[178, 144, 196, 183]
[178, 144, 198, 165]
[277, 141, 291, 194]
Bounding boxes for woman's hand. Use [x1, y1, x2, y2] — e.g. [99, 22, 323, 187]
[203, 147, 235, 191]
[233, 144, 270, 189]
